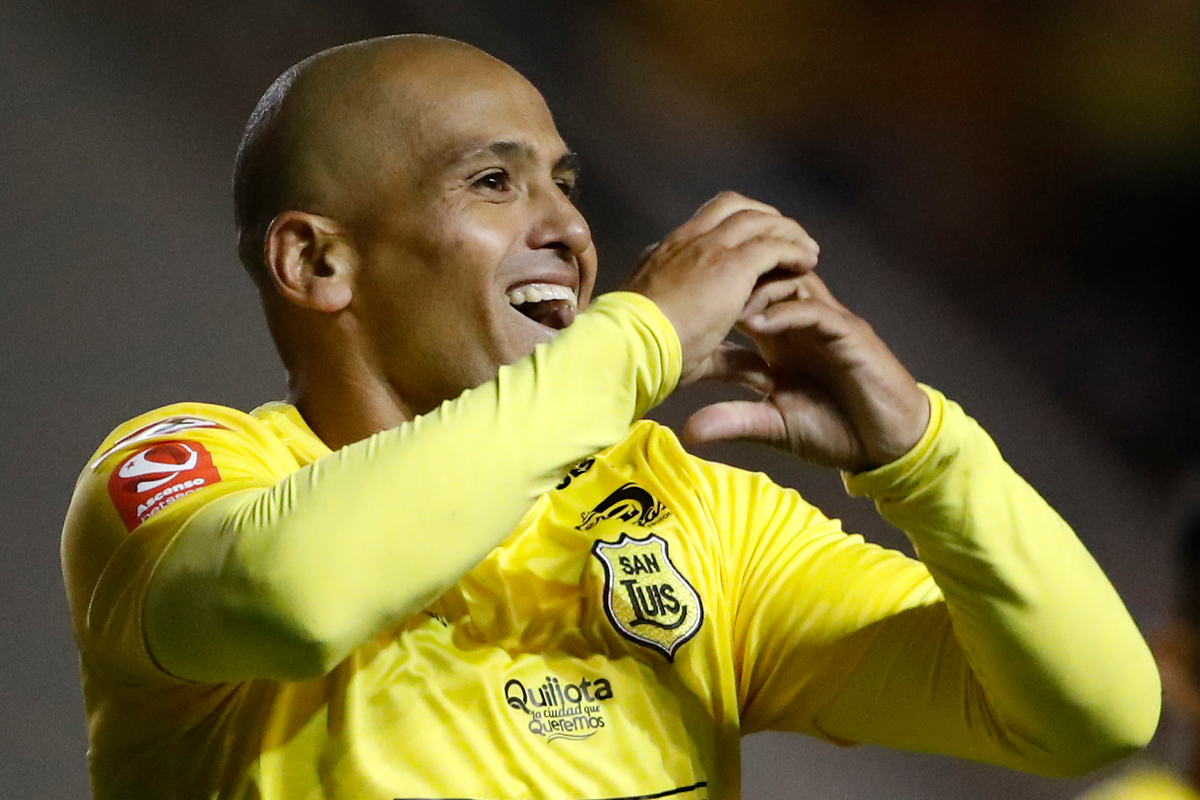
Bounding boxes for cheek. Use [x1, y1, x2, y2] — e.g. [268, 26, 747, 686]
[578, 243, 599, 307]
[364, 207, 505, 296]
[439, 204, 520, 277]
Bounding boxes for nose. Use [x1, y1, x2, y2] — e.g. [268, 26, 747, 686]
[527, 184, 592, 260]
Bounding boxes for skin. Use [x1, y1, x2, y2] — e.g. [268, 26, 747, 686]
[258, 37, 597, 447]
[258, 34, 928, 471]
[1150, 565, 1200, 790]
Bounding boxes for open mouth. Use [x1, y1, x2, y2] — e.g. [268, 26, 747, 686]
[507, 283, 579, 331]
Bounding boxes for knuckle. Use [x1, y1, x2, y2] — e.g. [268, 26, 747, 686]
[636, 241, 661, 265]
[720, 208, 773, 235]
[785, 218, 810, 236]
[710, 191, 779, 217]
[846, 314, 870, 333]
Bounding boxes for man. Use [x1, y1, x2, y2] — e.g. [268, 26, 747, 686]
[61, 34, 1159, 800]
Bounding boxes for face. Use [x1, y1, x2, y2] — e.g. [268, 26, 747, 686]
[343, 56, 597, 416]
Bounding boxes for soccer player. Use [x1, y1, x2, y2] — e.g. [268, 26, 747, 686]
[62, 34, 1159, 800]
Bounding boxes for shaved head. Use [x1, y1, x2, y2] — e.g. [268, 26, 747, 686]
[229, 32, 595, 442]
[233, 35, 523, 280]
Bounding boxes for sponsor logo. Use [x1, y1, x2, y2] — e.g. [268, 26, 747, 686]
[555, 457, 595, 491]
[591, 533, 703, 661]
[503, 674, 614, 743]
[92, 416, 226, 468]
[577, 482, 670, 531]
[107, 440, 221, 530]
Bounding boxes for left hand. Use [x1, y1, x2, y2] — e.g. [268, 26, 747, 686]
[682, 271, 930, 473]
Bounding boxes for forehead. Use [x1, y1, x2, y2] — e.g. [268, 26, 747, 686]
[391, 68, 567, 172]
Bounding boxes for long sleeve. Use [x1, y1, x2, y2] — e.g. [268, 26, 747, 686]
[702, 387, 1159, 776]
[820, 386, 1161, 774]
[62, 292, 681, 684]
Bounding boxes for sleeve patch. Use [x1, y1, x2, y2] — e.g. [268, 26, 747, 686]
[91, 415, 227, 469]
[107, 440, 222, 530]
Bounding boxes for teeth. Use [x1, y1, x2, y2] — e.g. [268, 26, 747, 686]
[506, 283, 577, 308]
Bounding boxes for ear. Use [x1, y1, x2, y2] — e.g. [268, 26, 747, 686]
[263, 211, 355, 313]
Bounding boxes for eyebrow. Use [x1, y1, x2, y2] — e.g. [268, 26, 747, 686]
[447, 140, 581, 175]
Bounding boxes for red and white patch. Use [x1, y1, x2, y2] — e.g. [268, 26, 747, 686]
[92, 416, 226, 468]
[107, 440, 222, 530]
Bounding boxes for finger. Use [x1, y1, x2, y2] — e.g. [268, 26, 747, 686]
[792, 272, 851, 315]
[741, 274, 814, 320]
[639, 205, 794, 275]
[742, 294, 855, 338]
[634, 241, 660, 267]
[702, 342, 776, 395]
[708, 210, 818, 255]
[683, 401, 788, 447]
[680, 191, 781, 239]
[726, 237, 820, 284]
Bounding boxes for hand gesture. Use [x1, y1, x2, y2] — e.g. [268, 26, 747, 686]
[683, 271, 931, 473]
[623, 192, 820, 386]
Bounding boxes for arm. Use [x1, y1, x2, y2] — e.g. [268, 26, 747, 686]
[69, 192, 821, 686]
[69, 293, 678, 684]
[820, 387, 1160, 774]
[684, 268, 1159, 773]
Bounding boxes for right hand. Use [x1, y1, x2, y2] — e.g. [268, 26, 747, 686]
[623, 192, 820, 385]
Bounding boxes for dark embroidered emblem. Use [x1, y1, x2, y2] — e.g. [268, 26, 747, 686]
[577, 482, 670, 531]
[556, 457, 596, 490]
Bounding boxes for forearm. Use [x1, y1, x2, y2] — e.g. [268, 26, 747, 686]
[823, 387, 1160, 774]
[146, 292, 680, 682]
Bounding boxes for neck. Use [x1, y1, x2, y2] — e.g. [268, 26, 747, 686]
[267, 301, 417, 451]
[288, 365, 416, 451]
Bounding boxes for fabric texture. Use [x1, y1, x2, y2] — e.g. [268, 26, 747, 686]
[62, 294, 1159, 800]
[1076, 765, 1200, 800]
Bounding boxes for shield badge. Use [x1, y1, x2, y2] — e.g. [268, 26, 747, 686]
[591, 533, 703, 660]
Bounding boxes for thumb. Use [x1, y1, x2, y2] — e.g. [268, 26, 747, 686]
[682, 401, 788, 447]
[702, 342, 775, 395]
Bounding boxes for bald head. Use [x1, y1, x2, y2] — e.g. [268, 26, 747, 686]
[233, 35, 526, 281]
[230, 33, 593, 443]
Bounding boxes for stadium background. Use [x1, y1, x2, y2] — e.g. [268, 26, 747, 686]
[2, 1, 1197, 796]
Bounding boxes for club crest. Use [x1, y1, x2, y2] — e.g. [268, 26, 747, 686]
[591, 533, 703, 660]
[577, 482, 670, 531]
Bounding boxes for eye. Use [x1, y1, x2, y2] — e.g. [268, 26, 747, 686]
[555, 177, 578, 200]
[472, 169, 511, 193]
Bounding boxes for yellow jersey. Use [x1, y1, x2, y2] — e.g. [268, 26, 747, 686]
[62, 293, 1160, 800]
[1077, 765, 1200, 800]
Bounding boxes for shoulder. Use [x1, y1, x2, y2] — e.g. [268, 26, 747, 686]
[610, 420, 799, 495]
[596, 420, 818, 519]
[60, 402, 293, 682]
[600, 419, 692, 471]
[84, 402, 287, 474]
[590, 419, 708, 491]
[65, 402, 299, 551]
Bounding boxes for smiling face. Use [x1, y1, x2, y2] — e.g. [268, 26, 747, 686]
[330, 46, 597, 414]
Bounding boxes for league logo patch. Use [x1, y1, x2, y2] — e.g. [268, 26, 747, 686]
[577, 482, 670, 531]
[591, 533, 703, 660]
[108, 440, 222, 530]
[92, 415, 226, 468]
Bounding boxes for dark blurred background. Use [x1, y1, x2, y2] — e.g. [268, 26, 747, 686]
[2, 1, 1197, 797]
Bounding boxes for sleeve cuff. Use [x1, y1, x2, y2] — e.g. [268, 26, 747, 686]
[587, 291, 683, 410]
[842, 384, 950, 500]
